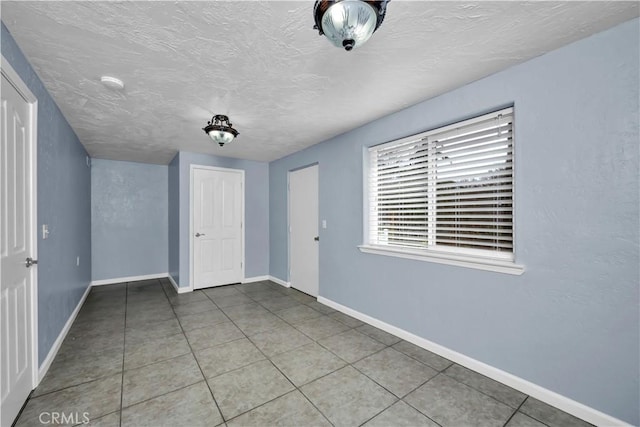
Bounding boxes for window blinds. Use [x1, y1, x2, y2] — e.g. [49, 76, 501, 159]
[368, 107, 514, 258]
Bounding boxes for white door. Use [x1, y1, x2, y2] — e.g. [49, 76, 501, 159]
[1, 65, 37, 427]
[289, 165, 319, 296]
[192, 167, 244, 289]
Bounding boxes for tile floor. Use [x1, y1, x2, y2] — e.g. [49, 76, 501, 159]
[15, 279, 592, 427]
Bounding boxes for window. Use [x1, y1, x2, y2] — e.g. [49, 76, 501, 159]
[361, 107, 523, 274]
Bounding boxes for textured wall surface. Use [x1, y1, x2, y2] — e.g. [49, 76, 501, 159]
[91, 159, 168, 281]
[269, 19, 639, 424]
[170, 151, 269, 287]
[2, 23, 92, 365]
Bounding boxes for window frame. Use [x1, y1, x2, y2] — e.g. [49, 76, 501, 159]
[359, 107, 524, 275]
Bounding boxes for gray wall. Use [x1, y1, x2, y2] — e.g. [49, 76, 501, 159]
[269, 19, 639, 424]
[169, 151, 269, 287]
[168, 153, 180, 283]
[2, 22, 92, 365]
[91, 159, 168, 281]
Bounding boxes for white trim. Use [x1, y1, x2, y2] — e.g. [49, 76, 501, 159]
[38, 284, 91, 382]
[363, 107, 518, 275]
[268, 275, 290, 288]
[90, 272, 168, 287]
[2, 54, 40, 389]
[317, 296, 629, 427]
[167, 275, 190, 294]
[189, 165, 245, 292]
[242, 275, 269, 284]
[361, 147, 371, 248]
[358, 245, 524, 276]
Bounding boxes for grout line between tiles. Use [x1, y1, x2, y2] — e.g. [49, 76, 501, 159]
[180, 285, 230, 423]
[440, 365, 529, 411]
[355, 398, 400, 427]
[391, 344, 454, 372]
[229, 322, 336, 425]
[400, 376, 448, 424]
[28, 369, 123, 400]
[118, 281, 130, 427]
[501, 396, 531, 427]
[206, 284, 340, 425]
[120, 380, 207, 412]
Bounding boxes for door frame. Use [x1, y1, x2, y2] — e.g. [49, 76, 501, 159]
[189, 164, 245, 292]
[1, 55, 39, 389]
[287, 163, 319, 295]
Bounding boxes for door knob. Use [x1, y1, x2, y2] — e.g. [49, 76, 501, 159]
[314, 236, 319, 241]
[25, 257, 38, 268]
[195, 233, 205, 237]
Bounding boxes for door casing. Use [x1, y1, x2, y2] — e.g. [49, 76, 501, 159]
[0, 54, 39, 418]
[189, 164, 245, 291]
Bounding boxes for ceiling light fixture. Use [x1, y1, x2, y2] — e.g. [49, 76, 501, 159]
[202, 114, 239, 147]
[313, 0, 389, 51]
[100, 76, 124, 90]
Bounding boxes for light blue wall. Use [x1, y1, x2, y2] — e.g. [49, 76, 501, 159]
[168, 151, 269, 287]
[91, 159, 168, 281]
[2, 23, 92, 365]
[168, 153, 180, 283]
[269, 19, 639, 424]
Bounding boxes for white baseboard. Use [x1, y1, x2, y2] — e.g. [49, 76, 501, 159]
[167, 275, 272, 293]
[317, 296, 629, 427]
[38, 284, 92, 382]
[166, 275, 189, 294]
[268, 275, 290, 288]
[90, 272, 168, 287]
[242, 275, 270, 284]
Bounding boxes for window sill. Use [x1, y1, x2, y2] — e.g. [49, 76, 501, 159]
[357, 245, 525, 275]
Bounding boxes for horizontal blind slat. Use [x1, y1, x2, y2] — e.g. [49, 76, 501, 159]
[435, 201, 512, 208]
[376, 164, 428, 179]
[435, 239, 513, 249]
[375, 137, 427, 155]
[377, 147, 429, 163]
[436, 128, 512, 153]
[436, 177, 513, 192]
[436, 169, 512, 184]
[436, 220, 513, 228]
[436, 152, 513, 174]
[375, 181, 430, 192]
[435, 140, 512, 164]
[436, 213, 513, 219]
[435, 226, 512, 234]
[435, 206, 512, 213]
[437, 187, 512, 200]
[432, 114, 513, 145]
[437, 162, 513, 180]
[435, 230, 513, 240]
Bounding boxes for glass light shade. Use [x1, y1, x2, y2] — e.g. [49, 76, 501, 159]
[321, 0, 378, 50]
[208, 130, 235, 145]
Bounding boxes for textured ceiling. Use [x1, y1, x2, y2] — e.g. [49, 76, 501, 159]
[2, 1, 638, 164]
